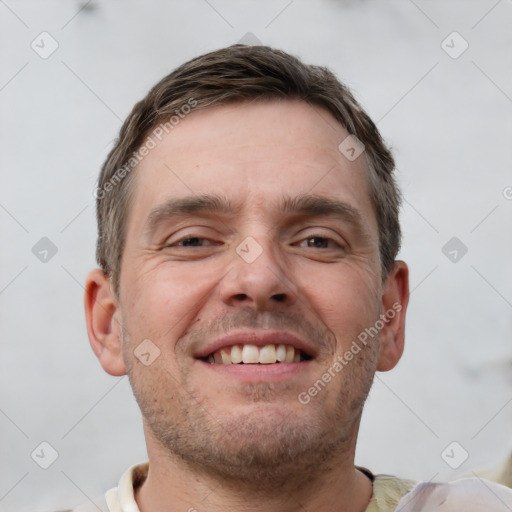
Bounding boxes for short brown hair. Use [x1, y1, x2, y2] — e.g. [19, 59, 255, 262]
[95, 44, 402, 295]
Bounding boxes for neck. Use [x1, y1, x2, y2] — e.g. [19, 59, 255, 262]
[135, 430, 373, 512]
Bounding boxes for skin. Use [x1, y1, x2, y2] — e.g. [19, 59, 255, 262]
[85, 99, 409, 512]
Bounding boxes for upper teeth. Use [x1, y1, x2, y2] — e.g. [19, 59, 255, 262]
[207, 344, 302, 364]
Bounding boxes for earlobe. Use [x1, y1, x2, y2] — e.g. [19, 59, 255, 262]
[84, 269, 127, 376]
[376, 260, 409, 372]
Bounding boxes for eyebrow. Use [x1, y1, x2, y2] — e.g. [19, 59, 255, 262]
[281, 194, 373, 243]
[144, 193, 372, 241]
[281, 195, 364, 226]
[144, 194, 244, 237]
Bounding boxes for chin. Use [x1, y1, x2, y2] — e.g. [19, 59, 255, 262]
[149, 399, 355, 491]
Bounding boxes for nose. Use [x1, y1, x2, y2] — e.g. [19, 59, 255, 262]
[219, 236, 299, 310]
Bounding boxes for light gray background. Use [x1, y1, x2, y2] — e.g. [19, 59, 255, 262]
[1, 1, 511, 510]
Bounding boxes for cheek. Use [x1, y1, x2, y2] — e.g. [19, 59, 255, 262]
[299, 262, 381, 347]
[123, 260, 224, 338]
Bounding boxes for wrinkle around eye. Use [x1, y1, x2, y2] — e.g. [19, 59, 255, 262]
[155, 239, 226, 262]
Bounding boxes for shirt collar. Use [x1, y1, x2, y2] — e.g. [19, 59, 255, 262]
[106, 462, 149, 512]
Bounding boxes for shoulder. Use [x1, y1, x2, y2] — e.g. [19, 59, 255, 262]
[365, 473, 417, 512]
[395, 477, 512, 511]
[357, 466, 416, 512]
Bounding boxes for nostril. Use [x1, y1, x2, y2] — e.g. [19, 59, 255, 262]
[271, 293, 287, 302]
[234, 293, 248, 301]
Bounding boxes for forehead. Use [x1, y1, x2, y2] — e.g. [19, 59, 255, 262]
[128, 99, 377, 232]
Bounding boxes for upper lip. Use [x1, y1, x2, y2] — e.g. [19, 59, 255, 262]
[194, 330, 319, 359]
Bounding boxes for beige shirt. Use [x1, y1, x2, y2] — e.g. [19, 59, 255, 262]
[69, 456, 512, 512]
[71, 462, 416, 512]
[70, 461, 512, 511]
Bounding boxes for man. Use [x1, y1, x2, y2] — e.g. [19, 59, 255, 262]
[80, 45, 512, 511]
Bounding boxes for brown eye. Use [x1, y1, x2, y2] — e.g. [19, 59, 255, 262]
[177, 237, 209, 247]
[297, 236, 342, 249]
[305, 237, 330, 248]
[166, 236, 221, 248]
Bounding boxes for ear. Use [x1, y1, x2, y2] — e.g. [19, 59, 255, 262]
[376, 260, 409, 372]
[84, 269, 126, 376]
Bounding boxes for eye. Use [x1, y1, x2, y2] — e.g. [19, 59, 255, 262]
[177, 237, 212, 247]
[168, 236, 220, 247]
[297, 235, 344, 250]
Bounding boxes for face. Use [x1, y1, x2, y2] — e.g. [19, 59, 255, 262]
[87, 99, 408, 487]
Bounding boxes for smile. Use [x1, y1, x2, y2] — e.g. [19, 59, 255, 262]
[203, 344, 313, 365]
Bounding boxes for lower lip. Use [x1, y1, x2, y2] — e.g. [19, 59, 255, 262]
[196, 359, 314, 381]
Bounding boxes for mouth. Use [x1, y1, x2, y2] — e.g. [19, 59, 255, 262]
[201, 344, 314, 365]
